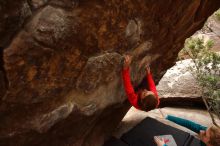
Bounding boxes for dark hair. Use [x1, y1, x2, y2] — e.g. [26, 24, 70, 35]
[138, 94, 158, 111]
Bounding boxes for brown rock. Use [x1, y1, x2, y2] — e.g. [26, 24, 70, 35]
[29, 0, 48, 10]
[0, 71, 6, 98]
[0, 0, 220, 146]
[0, 0, 32, 48]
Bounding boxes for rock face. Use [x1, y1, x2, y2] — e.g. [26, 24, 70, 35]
[195, 12, 220, 52]
[157, 59, 202, 98]
[0, 0, 220, 146]
[157, 59, 205, 108]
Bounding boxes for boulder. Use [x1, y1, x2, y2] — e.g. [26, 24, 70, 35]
[157, 59, 202, 98]
[0, 0, 220, 146]
[157, 59, 205, 108]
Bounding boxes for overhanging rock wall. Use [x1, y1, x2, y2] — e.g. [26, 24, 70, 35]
[0, 0, 220, 146]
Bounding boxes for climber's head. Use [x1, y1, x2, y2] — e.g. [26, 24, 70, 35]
[200, 126, 220, 146]
[138, 89, 159, 111]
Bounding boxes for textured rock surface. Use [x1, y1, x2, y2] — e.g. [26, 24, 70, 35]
[0, 0, 32, 48]
[0, 0, 220, 146]
[196, 13, 220, 52]
[157, 59, 205, 108]
[157, 59, 202, 98]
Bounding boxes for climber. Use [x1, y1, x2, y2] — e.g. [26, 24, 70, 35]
[154, 115, 220, 146]
[122, 54, 160, 111]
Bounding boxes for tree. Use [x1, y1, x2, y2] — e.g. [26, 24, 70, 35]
[179, 37, 220, 126]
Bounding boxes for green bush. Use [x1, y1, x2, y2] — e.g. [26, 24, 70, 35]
[181, 37, 220, 126]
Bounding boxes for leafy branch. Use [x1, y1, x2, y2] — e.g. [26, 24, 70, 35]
[179, 37, 220, 127]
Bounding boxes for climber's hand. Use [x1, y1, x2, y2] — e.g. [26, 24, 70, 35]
[145, 63, 151, 74]
[154, 136, 166, 146]
[123, 54, 132, 69]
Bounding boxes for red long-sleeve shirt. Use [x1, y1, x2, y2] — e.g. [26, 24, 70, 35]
[122, 67, 159, 110]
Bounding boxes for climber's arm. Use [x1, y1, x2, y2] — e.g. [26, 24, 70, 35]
[122, 67, 139, 109]
[166, 115, 207, 133]
[146, 71, 158, 97]
[122, 55, 140, 109]
[146, 65, 160, 106]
